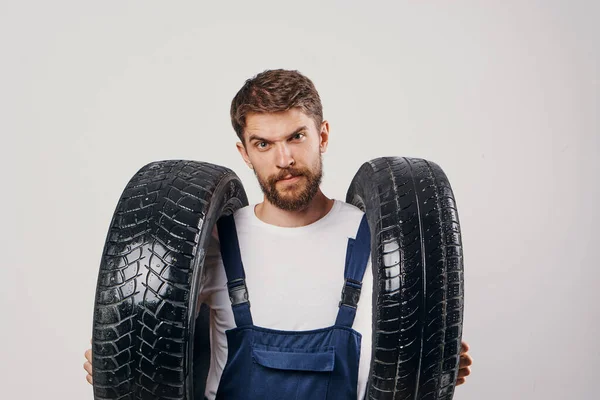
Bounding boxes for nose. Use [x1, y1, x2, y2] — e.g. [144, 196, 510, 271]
[275, 143, 295, 169]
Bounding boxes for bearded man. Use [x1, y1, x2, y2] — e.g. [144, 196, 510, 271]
[84, 69, 473, 399]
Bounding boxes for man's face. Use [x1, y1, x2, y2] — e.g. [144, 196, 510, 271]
[237, 108, 329, 211]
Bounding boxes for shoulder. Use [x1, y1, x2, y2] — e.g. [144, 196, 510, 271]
[336, 200, 365, 219]
[232, 204, 254, 224]
[326, 200, 366, 239]
[209, 204, 254, 242]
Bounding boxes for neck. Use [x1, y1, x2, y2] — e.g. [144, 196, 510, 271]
[254, 190, 335, 228]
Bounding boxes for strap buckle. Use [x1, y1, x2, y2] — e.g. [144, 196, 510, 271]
[227, 278, 250, 307]
[339, 278, 362, 309]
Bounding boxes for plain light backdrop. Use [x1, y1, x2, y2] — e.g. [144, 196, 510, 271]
[1, 1, 598, 399]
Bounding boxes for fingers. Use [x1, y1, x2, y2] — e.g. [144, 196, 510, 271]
[84, 345, 93, 385]
[83, 359, 93, 385]
[455, 342, 472, 387]
[458, 344, 472, 381]
[458, 366, 471, 379]
[83, 361, 93, 375]
[460, 353, 473, 367]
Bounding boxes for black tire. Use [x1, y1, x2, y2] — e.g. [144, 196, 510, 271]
[346, 157, 464, 400]
[91, 160, 248, 400]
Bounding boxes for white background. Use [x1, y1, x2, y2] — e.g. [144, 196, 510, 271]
[1, 1, 598, 399]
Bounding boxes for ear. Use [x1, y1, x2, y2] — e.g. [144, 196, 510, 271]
[319, 120, 330, 153]
[236, 142, 253, 169]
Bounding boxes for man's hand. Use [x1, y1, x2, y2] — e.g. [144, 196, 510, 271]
[456, 340, 473, 386]
[83, 338, 93, 385]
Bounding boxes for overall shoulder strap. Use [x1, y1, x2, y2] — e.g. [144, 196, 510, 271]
[216, 213, 253, 327]
[335, 214, 371, 328]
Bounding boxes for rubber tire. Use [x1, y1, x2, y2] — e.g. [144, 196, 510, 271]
[91, 160, 248, 400]
[346, 157, 464, 400]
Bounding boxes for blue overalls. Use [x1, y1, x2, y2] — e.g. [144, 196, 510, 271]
[213, 213, 371, 400]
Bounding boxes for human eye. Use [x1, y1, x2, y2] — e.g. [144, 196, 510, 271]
[256, 141, 269, 150]
[292, 132, 305, 141]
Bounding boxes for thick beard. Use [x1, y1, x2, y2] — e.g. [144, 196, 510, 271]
[255, 155, 323, 212]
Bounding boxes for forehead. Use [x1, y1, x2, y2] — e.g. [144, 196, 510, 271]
[244, 108, 316, 140]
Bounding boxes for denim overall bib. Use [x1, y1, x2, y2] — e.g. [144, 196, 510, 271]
[213, 213, 371, 400]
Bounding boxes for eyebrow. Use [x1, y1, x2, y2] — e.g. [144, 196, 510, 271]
[248, 126, 308, 144]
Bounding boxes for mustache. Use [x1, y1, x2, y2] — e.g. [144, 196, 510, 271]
[270, 168, 306, 183]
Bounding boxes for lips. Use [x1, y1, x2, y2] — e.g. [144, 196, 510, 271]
[279, 175, 302, 182]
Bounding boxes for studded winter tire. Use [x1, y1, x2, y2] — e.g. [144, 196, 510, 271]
[91, 160, 248, 400]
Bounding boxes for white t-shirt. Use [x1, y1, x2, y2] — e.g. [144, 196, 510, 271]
[198, 199, 373, 399]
